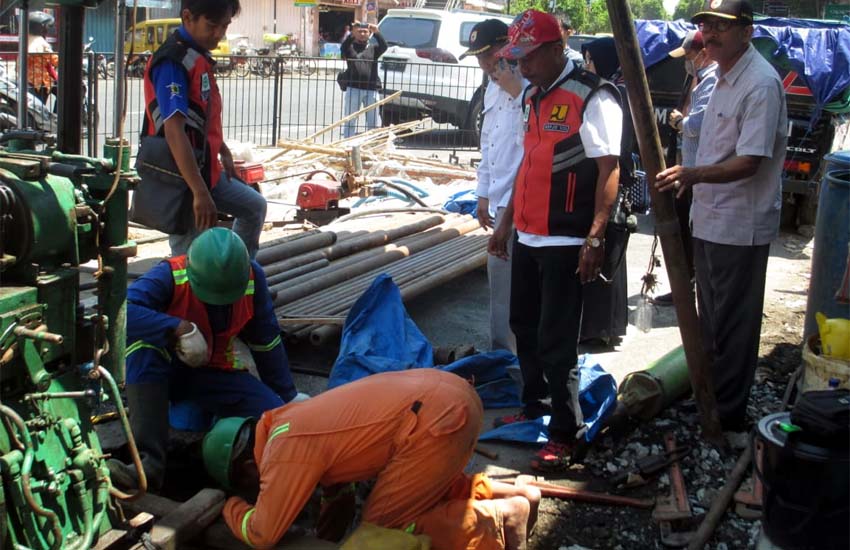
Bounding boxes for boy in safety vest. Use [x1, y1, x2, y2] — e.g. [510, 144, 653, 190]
[108, 228, 302, 491]
[142, 0, 266, 258]
[204, 369, 541, 550]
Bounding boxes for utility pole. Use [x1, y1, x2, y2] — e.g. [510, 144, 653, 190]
[605, 0, 723, 443]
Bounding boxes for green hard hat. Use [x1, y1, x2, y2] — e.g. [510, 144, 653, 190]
[203, 416, 254, 490]
[187, 228, 250, 305]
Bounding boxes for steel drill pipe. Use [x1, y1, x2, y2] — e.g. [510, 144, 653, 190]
[282, 232, 487, 315]
[265, 258, 330, 287]
[607, 0, 722, 441]
[270, 217, 468, 294]
[300, 243, 488, 344]
[255, 231, 336, 265]
[261, 216, 443, 278]
[306, 239, 489, 346]
[258, 228, 323, 250]
[281, 236, 487, 339]
[289, 235, 489, 340]
[272, 218, 482, 306]
[287, 233, 488, 312]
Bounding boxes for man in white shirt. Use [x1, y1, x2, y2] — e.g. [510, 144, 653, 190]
[489, 10, 621, 471]
[656, 0, 787, 437]
[461, 19, 526, 354]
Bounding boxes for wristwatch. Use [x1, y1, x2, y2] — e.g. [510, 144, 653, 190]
[585, 236, 604, 249]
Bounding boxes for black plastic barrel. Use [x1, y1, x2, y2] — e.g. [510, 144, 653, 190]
[804, 155, 850, 338]
[756, 412, 850, 549]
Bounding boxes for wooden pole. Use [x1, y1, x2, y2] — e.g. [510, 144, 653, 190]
[606, 0, 722, 442]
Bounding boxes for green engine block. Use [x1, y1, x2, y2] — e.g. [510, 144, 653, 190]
[0, 138, 137, 549]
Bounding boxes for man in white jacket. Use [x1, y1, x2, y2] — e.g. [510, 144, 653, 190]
[463, 19, 527, 353]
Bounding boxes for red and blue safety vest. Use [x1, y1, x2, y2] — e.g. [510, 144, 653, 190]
[166, 256, 255, 370]
[514, 68, 617, 237]
[142, 31, 224, 189]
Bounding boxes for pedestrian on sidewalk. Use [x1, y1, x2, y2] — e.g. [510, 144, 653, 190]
[488, 10, 621, 471]
[341, 22, 387, 138]
[207, 369, 541, 549]
[464, 19, 526, 354]
[142, 0, 267, 258]
[656, 0, 787, 437]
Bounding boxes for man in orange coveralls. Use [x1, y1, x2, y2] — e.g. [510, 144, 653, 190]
[204, 369, 540, 549]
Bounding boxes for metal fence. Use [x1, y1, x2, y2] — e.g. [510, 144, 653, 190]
[11, 53, 484, 155]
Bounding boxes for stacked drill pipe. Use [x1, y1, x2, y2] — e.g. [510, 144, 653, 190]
[255, 213, 488, 345]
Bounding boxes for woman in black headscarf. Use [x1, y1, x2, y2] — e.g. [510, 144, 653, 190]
[578, 37, 639, 347]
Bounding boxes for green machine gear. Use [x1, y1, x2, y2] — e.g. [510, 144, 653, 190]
[0, 134, 139, 549]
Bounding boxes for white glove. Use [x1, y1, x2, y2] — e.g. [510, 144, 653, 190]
[176, 322, 208, 367]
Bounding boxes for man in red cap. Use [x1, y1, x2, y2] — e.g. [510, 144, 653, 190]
[488, 9, 622, 471]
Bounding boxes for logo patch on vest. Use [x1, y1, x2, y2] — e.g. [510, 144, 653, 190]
[201, 73, 211, 101]
[549, 104, 569, 122]
[543, 122, 571, 132]
[166, 81, 182, 99]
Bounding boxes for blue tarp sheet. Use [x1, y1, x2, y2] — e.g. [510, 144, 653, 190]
[328, 274, 520, 408]
[329, 275, 617, 440]
[636, 18, 850, 116]
[478, 356, 618, 444]
[443, 189, 479, 217]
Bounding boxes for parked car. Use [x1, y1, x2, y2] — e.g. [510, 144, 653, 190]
[124, 18, 231, 57]
[377, 9, 513, 136]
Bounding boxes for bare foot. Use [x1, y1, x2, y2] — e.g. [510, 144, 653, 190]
[499, 495, 530, 550]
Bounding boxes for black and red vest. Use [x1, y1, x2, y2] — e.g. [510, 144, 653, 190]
[143, 31, 224, 189]
[514, 68, 618, 237]
[165, 256, 255, 370]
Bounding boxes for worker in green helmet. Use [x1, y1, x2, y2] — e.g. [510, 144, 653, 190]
[108, 227, 305, 492]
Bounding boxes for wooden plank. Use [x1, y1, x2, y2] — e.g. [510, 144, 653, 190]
[129, 489, 225, 550]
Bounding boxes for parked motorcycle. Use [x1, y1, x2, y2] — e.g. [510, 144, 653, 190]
[0, 65, 58, 134]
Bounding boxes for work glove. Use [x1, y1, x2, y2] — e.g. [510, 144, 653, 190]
[175, 322, 208, 367]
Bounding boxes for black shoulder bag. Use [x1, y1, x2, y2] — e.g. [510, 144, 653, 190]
[130, 118, 208, 235]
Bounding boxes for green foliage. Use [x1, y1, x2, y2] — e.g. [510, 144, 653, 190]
[672, 0, 704, 20]
[507, 0, 671, 34]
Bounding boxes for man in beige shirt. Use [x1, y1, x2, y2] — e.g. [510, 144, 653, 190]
[656, 0, 787, 438]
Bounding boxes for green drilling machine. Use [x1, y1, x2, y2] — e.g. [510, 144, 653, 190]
[0, 2, 142, 548]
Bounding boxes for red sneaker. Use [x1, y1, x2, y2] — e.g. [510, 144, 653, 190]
[493, 411, 531, 428]
[530, 440, 574, 472]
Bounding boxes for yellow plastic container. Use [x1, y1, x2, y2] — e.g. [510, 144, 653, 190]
[816, 312, 850, 360]
[802, 335, 850, 392]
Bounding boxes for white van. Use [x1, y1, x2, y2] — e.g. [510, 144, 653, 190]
[377, 9, 513, 135]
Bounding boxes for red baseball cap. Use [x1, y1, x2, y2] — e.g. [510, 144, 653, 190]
[497, 10, 562, 60]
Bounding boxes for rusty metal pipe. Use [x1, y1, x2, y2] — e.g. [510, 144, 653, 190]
[13, 327, 64, 345]
[94, 366, 147, 501]
[513, 475, 654, 509]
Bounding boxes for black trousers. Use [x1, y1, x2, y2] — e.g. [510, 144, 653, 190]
[509, 239, 586, 442]
[693, 238, 770, 430]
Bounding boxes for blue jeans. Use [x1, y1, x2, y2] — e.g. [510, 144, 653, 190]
[169, 173, 267, 258]
[343, 87, 382, 138]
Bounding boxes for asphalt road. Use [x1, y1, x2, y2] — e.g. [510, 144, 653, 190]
[88, 70, 476, 153]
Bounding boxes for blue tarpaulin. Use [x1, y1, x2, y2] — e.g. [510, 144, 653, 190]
[636, 18, 850, 118]
[443, 189, 479, 217]
[478, 355, 618, 444]
[328, 275, 520, 408]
